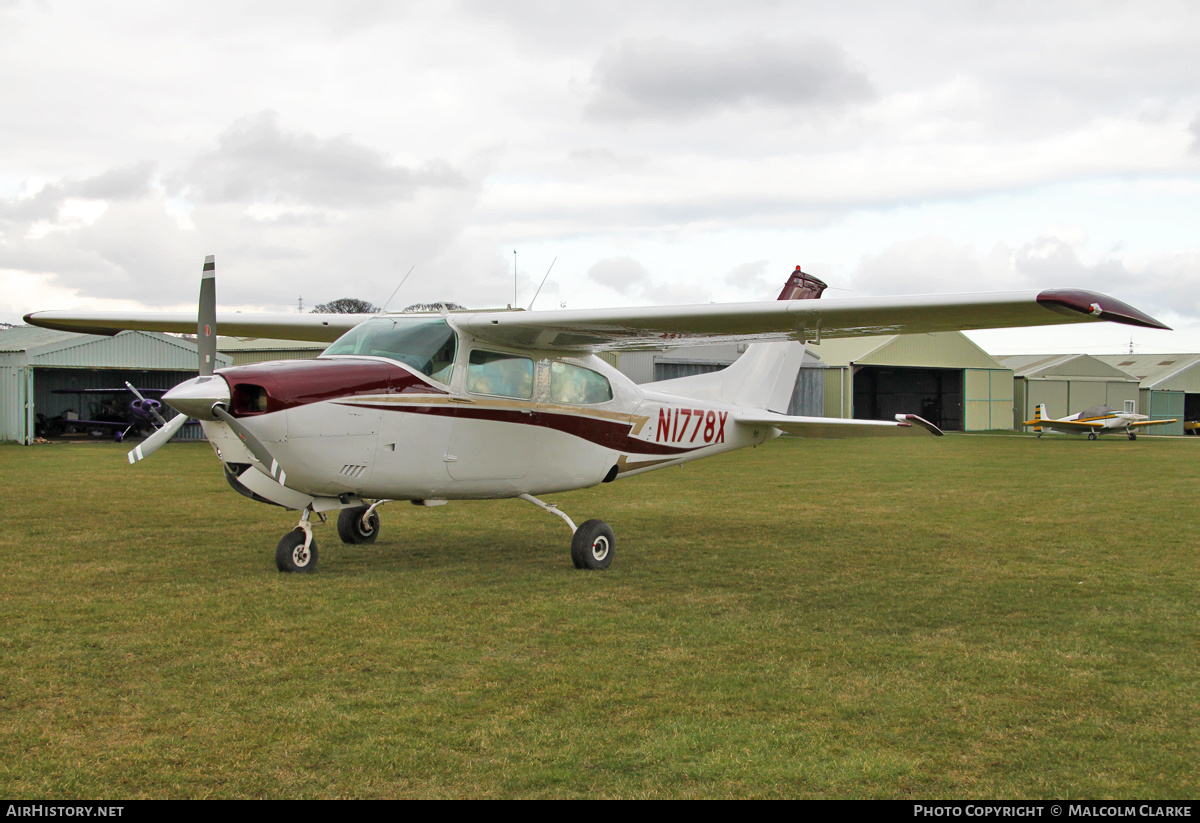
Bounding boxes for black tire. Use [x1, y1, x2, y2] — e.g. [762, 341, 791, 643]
[1088, 432, 1097, 440]
[276, 529, 318, 573]
[571, 519, 614, 570]
[337, 506, 380, 544]
[1128, 432, 1137, 440]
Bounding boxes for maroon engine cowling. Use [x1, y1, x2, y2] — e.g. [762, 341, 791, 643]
[218, 359, 447, 416]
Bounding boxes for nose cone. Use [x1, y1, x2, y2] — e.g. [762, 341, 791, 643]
[164, 375, 230, 420]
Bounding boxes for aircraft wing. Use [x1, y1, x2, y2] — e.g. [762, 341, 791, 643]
[1022, 417, 1105, 430]
[738, 411, 943, 438]
[25, 288, 1166, 350]
[22, 311, 369, 343]
[456, 289, 1167, 352]
[1128, 418, 1179, 428]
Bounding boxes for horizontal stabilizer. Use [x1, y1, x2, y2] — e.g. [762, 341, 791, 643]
[737, 411, 943, 438]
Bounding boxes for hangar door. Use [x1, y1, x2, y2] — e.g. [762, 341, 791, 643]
[853, 366, 963, 431]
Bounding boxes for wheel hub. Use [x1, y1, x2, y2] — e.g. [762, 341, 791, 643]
[590, 536, 610, 562]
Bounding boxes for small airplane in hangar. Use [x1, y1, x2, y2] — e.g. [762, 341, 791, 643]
[1024, 402, 1177, 440]
[26, 259, 1169, 573]
[40, 384, 170, 442]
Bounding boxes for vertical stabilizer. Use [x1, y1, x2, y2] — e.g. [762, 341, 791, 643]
[1028, 403, 1047, 433]
[645, 266, 822, 413]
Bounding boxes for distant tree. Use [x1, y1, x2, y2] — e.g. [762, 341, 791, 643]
[402, 301, 467, 313]
[311, 298, 380, 314]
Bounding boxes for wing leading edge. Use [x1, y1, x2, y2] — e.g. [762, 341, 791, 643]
[22, 311, 369, 342]
[456, 289, 1167, 352]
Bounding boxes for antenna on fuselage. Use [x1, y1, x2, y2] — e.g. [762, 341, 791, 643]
[527, 257, 557, 311]
[379, 265, 416, 313]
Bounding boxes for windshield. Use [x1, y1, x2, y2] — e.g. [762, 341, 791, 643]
[322, 316, 457, 384]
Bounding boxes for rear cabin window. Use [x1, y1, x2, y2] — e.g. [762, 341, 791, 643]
[550, 361, 613, 405]
[321, 317, 457, 384]
[467, 351, 534, 399]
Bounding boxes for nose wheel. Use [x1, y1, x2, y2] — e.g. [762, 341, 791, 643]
[276, 528, 318, 573]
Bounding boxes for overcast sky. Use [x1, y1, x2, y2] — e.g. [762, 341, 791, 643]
[3, 0, 1199, 354]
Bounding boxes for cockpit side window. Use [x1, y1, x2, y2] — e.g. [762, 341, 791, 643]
[467, 350, 534, 399]
[550, 361, 613, 405]
[321, 317, 457, 384]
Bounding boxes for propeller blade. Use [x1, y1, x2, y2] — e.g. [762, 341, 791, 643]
[127, 413, 187, 464]
[126, 255, 219, 466]
[198, 255, 216, 376]
[125, 381, 168, 426]
[212, 405, 288, 485]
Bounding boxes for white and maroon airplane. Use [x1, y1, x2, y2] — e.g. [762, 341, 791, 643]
[26, 260, 1168, 572]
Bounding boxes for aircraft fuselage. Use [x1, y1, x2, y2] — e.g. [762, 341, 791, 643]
[201, 317, 771, 509]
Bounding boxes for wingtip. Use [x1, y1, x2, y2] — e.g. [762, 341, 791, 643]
[897, 414, 944, 436]
[1037, 289, 1170, 330]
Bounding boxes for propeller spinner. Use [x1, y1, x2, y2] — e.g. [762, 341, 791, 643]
[127, 256, 289, 485]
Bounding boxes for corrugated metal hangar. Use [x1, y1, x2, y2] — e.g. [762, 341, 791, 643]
[216, 336, 325, 366]
[808, 332, 1014, 431]
[0, 327, 229, 444]
[1095, 354, 1200, 436]
[996, 354, 1143, 432]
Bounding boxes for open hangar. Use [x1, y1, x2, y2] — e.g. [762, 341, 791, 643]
[0, 327, 229, 445]
[806, 332, 1014, 432]
[1095, 353, 1200, 436]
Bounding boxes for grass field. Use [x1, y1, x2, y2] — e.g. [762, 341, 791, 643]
[0, 433, 1196, 799]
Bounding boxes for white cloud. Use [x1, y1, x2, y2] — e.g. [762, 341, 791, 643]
[1, 0, 1198, 356]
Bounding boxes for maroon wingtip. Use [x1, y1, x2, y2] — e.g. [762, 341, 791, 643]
[1037, 290, 1170, 330]
[898, 414, 944, 436]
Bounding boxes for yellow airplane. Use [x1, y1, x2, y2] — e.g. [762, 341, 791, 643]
[1025, 403, 1177, 440]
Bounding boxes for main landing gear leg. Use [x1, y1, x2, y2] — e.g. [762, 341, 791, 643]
[276, 507, 321, 573]
[518, 493, 614, 570]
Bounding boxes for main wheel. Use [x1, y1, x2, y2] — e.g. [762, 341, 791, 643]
[571, 519, 614, 570]
[1128, 432, 1137, 440]
[276, 529, 318, 573]
[1088, 432, 1097, 440]
[337, 506, 380, 544]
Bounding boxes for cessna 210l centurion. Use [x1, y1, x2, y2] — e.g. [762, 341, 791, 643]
[1025, 402, 1177, 440]
[26, 259, 1168, 572]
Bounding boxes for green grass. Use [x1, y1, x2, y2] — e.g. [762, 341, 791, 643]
[0, 434, 1196, 798]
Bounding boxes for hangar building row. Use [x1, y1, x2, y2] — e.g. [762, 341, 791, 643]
[3, 325, 1196, 442]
